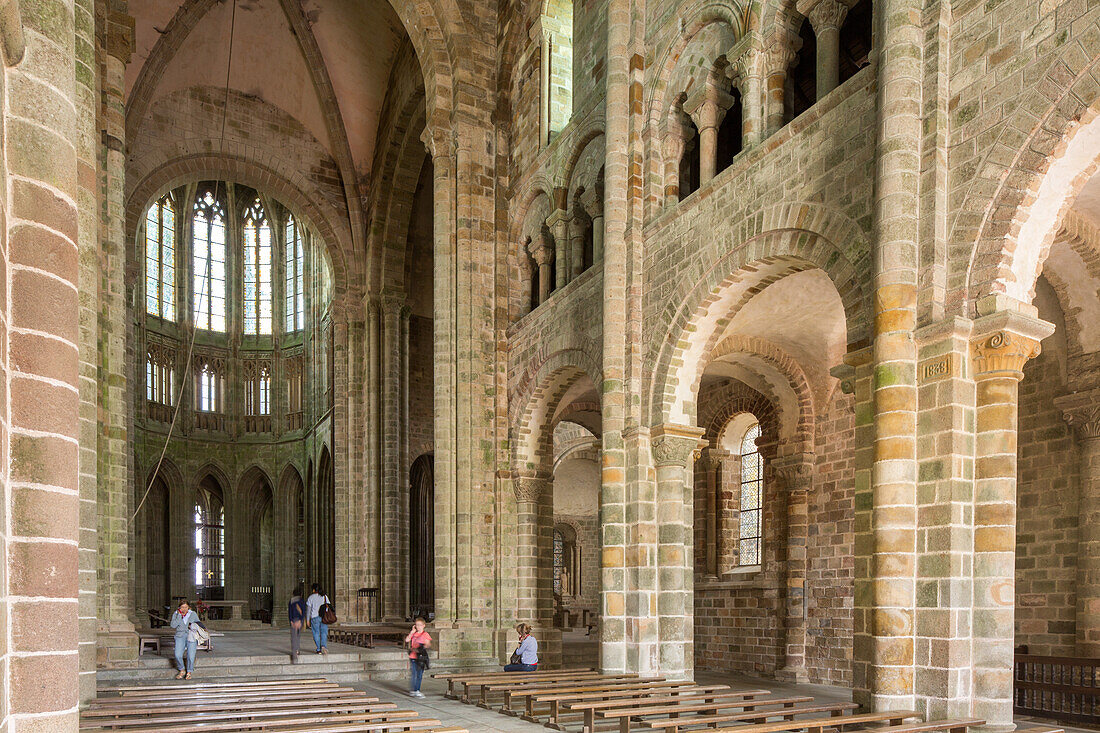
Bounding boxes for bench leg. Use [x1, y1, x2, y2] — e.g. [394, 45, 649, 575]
[585, 709, 595, 733]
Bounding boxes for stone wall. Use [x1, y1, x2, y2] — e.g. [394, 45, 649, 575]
[806, 387, 855, 686]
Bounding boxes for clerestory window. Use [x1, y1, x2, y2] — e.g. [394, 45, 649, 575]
[192, 190, 227, 333]
[242, 198, 273, 335]
[145, 195, 176, 322]
[285, 214, 305, 333]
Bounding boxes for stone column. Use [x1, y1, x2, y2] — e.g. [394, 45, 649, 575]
[775, 458, 812, 683]
[1053, 390, 1100, 657]
[651, 426, 706, 680]
[533, 19, 551, 148]
[763, 32, 799, 136]
[801, 0, 849, 99]
[528, 233, 554, 305]
[569, 210, 590, 279]
[579, 185, 604, 263]
[547, 208, 570, 290]
[683, 83, 735, 185]
[660, 115, 689, 205]
[971, 316, 1050, 731]
[365, 298, 382, 597]
[514, 472, 561, 667]
[728, 36, 764, 148]
[716, 451, 739, 575]
[381, 292, 406, 620]
[700, 449, 725, 577]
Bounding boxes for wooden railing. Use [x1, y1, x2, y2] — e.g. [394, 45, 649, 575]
[1014, 653, 1100, 725]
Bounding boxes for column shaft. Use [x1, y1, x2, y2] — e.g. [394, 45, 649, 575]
[381, 297, 405, 619]
[816, 25, 840, 98]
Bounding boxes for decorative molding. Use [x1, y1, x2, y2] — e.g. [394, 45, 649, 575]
[971, 330, 1041, 378]
[513, 475, 551, 503]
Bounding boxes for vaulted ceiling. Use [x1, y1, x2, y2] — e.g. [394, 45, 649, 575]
[127, 0, 415, 182]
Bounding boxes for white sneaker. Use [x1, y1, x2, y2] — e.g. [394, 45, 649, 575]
[408, 690, 419, 697]
[414, 691, 425, 698]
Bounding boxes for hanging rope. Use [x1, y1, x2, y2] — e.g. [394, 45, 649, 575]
[132, 0, 238, 523]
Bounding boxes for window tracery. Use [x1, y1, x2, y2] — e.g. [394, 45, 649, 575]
[285, 214, 305, 333]
[145, 195, 176, 322]
[739, 420, 763, 565]
[194, 496, 225, 590]
[192, 189, 228, 333]
[193, 353, 227, 430]
[145, 339, 177, 422]
[242, 198, 273, 336]
[243, 359, 273, 432]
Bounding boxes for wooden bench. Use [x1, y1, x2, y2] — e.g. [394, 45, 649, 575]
[503, 677, 681, 716]
[88, 685, 347, 707]
[600, 700, 867, 733]
[478, 674, 644, 711]
[431, 668, 594, 700]
[82, 696, 392, 723]
[465, 671, 619, 705]
[645, 709, 921, 733]
[330, 623, 411, 648]
[842, 720, 987, 733]
[98, 678, 332, 695]
[553, 687, 766, 731]
[529, 682, 741, 725]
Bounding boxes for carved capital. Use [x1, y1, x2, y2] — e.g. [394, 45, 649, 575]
[545, 208, 570, 230]
[773, 457, 814, 493]
[763, 31, 801, 76]
[1054, 391, 1100, 441]
[578, 186, 604, 220]
[683, 83, 736, 132]
[380, 290, 406, 317]
[651, 425, 707, 468]
[420, 124, 453, 162]
[803, 0, 849, 33]
[971, 330, 1041, 379]
[513, 474, 551, 503]
[726, 33, 762, 83]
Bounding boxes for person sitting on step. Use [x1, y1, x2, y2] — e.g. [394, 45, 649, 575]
[503, 622, 538, 672]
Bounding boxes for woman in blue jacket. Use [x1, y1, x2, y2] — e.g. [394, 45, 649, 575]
[170, 600, 200, 679]
[503, 623, 538, 671]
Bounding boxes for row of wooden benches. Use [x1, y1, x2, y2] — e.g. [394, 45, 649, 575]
[430, 668, 1065, 733]
[80, 677, 467, 733]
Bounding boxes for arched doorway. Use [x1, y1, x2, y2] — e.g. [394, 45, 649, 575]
[409, 453, 435, 620]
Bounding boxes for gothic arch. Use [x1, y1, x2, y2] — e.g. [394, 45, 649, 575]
[126, 150, 351, 307]
[191, 462, 232, 502]
[958, 23, 1100, 309]
[647, 206, 868, 427]
[511, 349, 603, 471]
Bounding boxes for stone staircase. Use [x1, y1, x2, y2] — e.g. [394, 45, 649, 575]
[97, 646, 503, 688]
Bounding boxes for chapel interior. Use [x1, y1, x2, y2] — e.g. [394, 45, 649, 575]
[0, 0, 1097, 730]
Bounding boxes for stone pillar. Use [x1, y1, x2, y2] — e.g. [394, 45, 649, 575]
[514, 473, 554, 627]
[971, 315, 1049, 731]
[381, 292, 406, 620]
[579, 185, 604, 263]
[802, 0, 848, 99]
[763, 33, 799, 136]
[547, 208, 570, 290]
[365, 298, 382, 597]
[6, 0, 84, 724]
[716, 451, 739, 575]
[651, 426, 705, 680]
[700, 449, 725, 577]
[528, 233, 554, 305]
[728, 36, 764, 148]
[533, 19, 551, 148]
[1053, 390, 1100, 657]
[683, 83, 734, 185]
[660, 115, 689, 205]
[775, 458, 812, 683]
[569, 210, 590, 279]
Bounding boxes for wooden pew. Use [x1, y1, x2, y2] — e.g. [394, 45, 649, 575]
[842, 720, 987, 733]
[554, 687, 770, 731]
[86, 686, 349, 707]
[465, 671, 625, 705]
[478, 674, 646, 711]
[528, 683, 741, 726]
[81, 697, 393, 725]
[80, 706, 407, 731]
[638, 702, 863, 733]
[430, 668, 595, 700]
[637, 708, 921, 733]
[99, 678, 332, 696]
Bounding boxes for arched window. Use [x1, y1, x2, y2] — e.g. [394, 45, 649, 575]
[192, 189, 227, 333]
[285, 214, 305, 333]
[146, 346, 175, 407]
[739, 420, 763, 565]
[541, 0, 574, 143]
[242, 198, 272, 335]
[194, 499, 224, 590]
[244, 361, 271, 418]
[145, 195, 176, 321]
[196, 361, 222, 413]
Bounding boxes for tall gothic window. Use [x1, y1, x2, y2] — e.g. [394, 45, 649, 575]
[145, 195, 176, 321]
[285, 214, 305, 333]
[739, 421, 763, 565]
[243, 198, 273, 335]
[194, 499, 225, 588]
[196, 361, 222, 413]
[244, 362, 271, 416]
[192, 190, 227, 332]
[146, 353, 174, 406]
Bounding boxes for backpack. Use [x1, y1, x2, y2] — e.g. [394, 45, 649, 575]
[320, 597, 337, 625]
[415, 644, 431, 670]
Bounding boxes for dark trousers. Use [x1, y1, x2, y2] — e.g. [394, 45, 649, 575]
[410, 659, 424, 691]
[503, 663, 538, 672]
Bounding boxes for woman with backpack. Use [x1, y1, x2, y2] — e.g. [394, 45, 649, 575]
[306, 583, 332, 655]
[288, 587, 308, 663]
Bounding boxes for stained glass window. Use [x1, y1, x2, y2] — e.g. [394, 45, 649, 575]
[739, 421, 763, 566]
[194, 502, 225, 588]
[144, 196, 176, 321]
[192, 190, 227, 332]
[553, 529, 564, 595]
[243, 198, 272, 335]
[285, 214, 305, 332]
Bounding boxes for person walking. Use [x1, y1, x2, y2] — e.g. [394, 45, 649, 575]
[288, 587, 308, 663]
[306, 583, 330, 655]
[503, 623, 538, 672]
[405, 617, 432, 697]
[170, 600, 200, 679]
